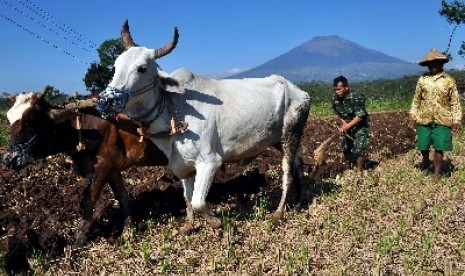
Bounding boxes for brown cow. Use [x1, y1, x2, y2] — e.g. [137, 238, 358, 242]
[2, 91, 168, 244]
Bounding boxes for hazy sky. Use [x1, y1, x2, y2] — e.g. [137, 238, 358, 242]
[1, 0, 464, 94]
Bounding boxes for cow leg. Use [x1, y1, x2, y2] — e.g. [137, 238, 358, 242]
[77, 172, 105, 244]
[293, 154, 304, 210]
[192, 161, 222, 229]
[273, 152, 292, 225]
[108, 172, 132, 232]
[273, 107, 307, 225]
[179, 177, 195, 235]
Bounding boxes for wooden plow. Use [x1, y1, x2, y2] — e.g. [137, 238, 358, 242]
[307, 132, 340, 179]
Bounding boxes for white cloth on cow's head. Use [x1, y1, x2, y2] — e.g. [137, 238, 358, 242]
[96, 86, 130, 117]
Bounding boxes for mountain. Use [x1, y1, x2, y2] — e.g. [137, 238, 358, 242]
[228, 35, 422, 83]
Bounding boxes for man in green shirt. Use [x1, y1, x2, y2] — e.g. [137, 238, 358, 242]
[331, 75, 370, 174]
[408, 49, 462, 180]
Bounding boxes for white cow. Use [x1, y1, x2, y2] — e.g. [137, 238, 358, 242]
[97, 20, 311, 234]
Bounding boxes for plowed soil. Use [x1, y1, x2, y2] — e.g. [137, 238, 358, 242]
[0, 110, 416, 272]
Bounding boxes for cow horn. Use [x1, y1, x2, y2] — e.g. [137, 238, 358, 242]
[121, 19, 136, 50]
[153, 27, 179, 59]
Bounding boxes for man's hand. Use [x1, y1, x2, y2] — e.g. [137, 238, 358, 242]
[339, 122, 350, 133]
[408, 120, 416, 129]
[452, 123, 460, 134]
[339, 116, 362, 133]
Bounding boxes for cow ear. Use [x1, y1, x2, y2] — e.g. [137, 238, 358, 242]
[161, 76, 184, 94]
[48, 109, 79, 123]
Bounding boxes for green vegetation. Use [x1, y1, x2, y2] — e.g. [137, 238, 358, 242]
[84, 38, 124, 93]
[43, 85, 68, 106]
[439, 0, 465, 55]
[0, 112, 9, 147]
[0, 98, 11, 146]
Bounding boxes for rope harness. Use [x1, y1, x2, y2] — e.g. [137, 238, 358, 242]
[114, 90, 188, 142]
[136, 92, 188, 141]
[123, 79, 188, 140]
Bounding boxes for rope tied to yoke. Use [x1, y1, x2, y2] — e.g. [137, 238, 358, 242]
[62, 98, 100, 152]
[114, 90, 188, 142]
[75, 113, 86, 151]
[136, 91, 188, 141]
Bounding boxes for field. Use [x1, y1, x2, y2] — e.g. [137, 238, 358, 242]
[3, 108, 465, 275]
[1, 73, 465, 274]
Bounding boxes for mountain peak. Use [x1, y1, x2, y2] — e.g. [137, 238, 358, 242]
[297, 35, 358, 54]
[229, 35, 421, 83]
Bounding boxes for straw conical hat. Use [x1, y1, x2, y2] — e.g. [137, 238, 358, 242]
[419, 49, 449, 66]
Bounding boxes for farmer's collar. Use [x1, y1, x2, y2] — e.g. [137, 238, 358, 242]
[337, 90, 350, 100]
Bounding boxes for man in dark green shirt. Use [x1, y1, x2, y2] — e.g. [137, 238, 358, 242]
[331, 76, 370, 174]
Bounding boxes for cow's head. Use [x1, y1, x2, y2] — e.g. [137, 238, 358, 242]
[2, 90, 78, 170]
[97, 20, 180, 118]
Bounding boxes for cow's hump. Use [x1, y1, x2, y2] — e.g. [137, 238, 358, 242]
[170, 68, 195, 86]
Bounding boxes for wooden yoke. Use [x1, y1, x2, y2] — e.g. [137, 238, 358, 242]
[63, 99, 97, 152]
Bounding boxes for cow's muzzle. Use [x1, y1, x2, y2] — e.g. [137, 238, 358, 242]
[96, 86, 129, 118]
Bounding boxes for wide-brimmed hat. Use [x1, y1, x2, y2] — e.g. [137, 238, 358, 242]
[419, 49, 449, 66]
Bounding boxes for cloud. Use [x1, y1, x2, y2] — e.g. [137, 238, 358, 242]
[226, 67, 250, 75]
[203, 67, 251, 79]
[446, 63, 465, 70]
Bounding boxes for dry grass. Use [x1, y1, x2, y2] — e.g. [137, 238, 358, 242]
[24, 130, 465, 275]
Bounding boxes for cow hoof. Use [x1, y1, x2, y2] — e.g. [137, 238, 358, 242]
[76, 232, 88, 246]
[205, 216, 222, 229]
[122, 227, 135, 241]
[272, 211, 283, 226]
[77, 220, 92, 245]
[179, 222, 193, 235]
